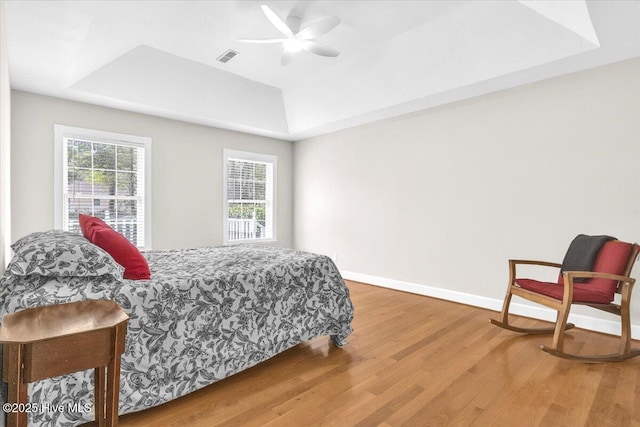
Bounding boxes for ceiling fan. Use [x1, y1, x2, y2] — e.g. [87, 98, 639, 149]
[239, 4, 340, 65]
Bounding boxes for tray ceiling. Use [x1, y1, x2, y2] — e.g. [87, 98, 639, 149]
[5, 1, 640, 141]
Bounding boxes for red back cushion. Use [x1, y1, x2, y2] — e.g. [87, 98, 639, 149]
[78, 214, 151, 280]
[558, 240, 632, 301]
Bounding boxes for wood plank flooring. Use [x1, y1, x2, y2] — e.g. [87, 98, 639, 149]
[119, 280, 640, 426]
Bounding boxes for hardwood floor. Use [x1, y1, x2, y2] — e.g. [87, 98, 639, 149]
[119, 280, 640, 426]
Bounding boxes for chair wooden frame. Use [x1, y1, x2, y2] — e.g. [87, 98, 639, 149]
[490, 243, 640, 362]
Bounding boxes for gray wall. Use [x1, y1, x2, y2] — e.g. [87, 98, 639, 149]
[10, 59, 640, 333]
[11, 90, 294, 250]
[294, 58, 640, 330]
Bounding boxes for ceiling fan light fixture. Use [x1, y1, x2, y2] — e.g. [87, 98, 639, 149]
[283, 38, 305, 53]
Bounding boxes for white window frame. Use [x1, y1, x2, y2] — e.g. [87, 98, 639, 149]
[222, 149, 277, 245]
[54, 124, 152, 249]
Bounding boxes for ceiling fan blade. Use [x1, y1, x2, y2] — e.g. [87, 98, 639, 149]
[261, 4, 294, 38]
[301, 40, 340, 57]
[238, 38, 287, 44]
[297, 16, 341, 40]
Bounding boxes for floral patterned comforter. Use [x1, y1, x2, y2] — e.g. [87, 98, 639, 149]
[0, 245, 354, 426]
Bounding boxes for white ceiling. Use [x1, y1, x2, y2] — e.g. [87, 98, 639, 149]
[5, 1, 640, 141]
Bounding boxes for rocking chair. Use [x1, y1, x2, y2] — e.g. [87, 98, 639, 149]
[490, 235, 640, 362]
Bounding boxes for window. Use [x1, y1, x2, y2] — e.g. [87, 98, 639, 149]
[223, 149, 276, 244]
[54, 125, 152, 249]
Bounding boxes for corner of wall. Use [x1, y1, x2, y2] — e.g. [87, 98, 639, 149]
[0, 1, 12, 271]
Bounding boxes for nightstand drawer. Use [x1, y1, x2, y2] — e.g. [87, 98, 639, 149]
[23, 328, 113, 382]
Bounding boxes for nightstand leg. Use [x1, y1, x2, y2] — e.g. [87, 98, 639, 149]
[4, 343, 28, 427]
[95, 366, 106, 427]
[106, 324, 125, 427]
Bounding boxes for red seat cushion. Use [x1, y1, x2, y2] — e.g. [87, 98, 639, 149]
[78, 214, 151, 280]
[515, 279, 613, 304]
[517, 240, 633, 304]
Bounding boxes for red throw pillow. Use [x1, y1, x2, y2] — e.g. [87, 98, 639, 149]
[79, 213, 107, 240]
[78, 214, 151, 280]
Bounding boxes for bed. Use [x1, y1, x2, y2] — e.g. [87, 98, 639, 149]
[0, 230, 354, 426]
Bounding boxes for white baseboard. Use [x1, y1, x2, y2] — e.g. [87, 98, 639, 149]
[340, 270, 640, 340]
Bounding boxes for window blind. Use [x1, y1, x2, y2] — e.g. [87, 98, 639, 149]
[224, 151, 275, 243]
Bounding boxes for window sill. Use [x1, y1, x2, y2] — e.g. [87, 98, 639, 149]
[223, 238, 278, 246]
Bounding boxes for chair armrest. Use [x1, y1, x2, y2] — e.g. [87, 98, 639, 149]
[509, 260, 562, 269]
[562, 271, 636, 285]
[559, 271, 636, 305]
[508, 260, 561, 284]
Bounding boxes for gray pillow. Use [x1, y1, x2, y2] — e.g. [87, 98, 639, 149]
[8, 230, 124, 279]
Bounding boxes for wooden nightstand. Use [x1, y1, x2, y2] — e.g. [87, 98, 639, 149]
[0, 300, 129, 427]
